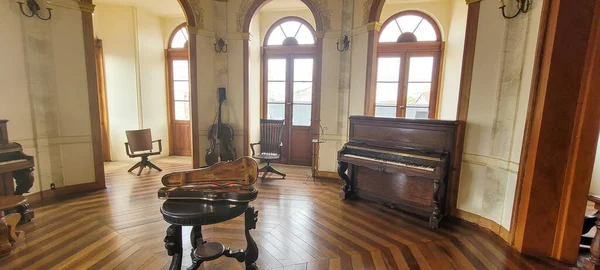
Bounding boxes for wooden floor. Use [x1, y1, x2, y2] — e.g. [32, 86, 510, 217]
[0, 157, 570, 269]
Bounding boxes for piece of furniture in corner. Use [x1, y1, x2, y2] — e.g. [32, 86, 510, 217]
[582, 195, 600, 269]
[0, 120, 34, 224]
[250, 119, 286, 180]
[159, 158, 260, 270]
[125, 129, 163, 176]
[0, 195, 27, 258]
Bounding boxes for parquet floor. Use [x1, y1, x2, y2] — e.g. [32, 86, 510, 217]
[0, 157, 570, 269]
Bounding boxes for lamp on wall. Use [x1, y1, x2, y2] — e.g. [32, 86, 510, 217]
[18, 0, 52, 20]
[213, 38, 228, 53]
[498, 0, 531, 19]
[336, 35, 350, 52]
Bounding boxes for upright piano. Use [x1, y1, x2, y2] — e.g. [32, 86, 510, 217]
[338, 116, 458, 228]
[0, 120, 35, 222]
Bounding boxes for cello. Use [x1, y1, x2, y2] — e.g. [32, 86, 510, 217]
[205, 88, 236, 166]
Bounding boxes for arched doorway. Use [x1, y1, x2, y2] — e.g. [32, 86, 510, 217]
[262, 17, 317, 165]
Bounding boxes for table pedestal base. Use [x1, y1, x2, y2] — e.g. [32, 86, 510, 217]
[164, 205, 259, 270]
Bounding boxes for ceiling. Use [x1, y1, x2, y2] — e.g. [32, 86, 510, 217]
[93, 0, 446, 17]
[94, 0, 184, 17]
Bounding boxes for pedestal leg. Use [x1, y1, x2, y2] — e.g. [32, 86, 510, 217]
[244, 205, 259, 270]
[164, 225, 182, 270]
[0, 212, 12, 258]
[187, 226, 203, 270]
[585, 219, 600, 269]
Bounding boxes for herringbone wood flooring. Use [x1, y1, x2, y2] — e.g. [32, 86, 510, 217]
[0, 157, 569, 269]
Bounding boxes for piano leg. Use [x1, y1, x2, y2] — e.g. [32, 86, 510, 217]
[15, 203, 33, 224]
[429, 180, 442, 229]
[12, 168, 34, 195]
[338, 161, 353, 200]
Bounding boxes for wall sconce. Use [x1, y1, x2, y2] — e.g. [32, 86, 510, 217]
[18, 0, 52, 20]
[498, 0, 531, 19]
[336, 35, 350, 52]
[213, 38, 228, 53]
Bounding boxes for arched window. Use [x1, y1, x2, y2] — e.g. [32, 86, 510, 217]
[372, 11, 443, 119]
[262, 17, 316, 166]
[166, 23, 191, 156]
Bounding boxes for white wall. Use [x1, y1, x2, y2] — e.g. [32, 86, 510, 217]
[589, 134, 600, 194]
[94, 4, 170, 160]
[0, 0, 96, 194]
[439, 0, 467, 120]
[249, 14, 262, 149]
[457, 0, 544, 229]
[138, 9, 169, 157]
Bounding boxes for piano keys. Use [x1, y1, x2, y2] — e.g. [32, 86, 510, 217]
[338, 116, 458, 228]
[0, 120, 35, 223]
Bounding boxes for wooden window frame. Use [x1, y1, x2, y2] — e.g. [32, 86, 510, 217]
[369, 11, 444, 119]
[261, 17, 318, 120]
[261, 16, 318, 165]
[166, 23, 190, 156]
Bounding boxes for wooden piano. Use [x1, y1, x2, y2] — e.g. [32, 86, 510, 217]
[0, 120, 35, 223]
[338, 116, 458, 228]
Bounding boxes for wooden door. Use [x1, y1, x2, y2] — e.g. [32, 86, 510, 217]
[95, 39, 111, 161]
[264, 55, 313, 166]
[168, 53, 191, 156]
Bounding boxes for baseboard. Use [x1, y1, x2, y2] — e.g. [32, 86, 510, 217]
[454, 209, 510, 242]
[25, 182, 105, 206]
[315, 171, 339, 179]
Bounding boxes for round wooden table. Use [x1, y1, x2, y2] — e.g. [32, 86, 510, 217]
[160, 200, 259, 270]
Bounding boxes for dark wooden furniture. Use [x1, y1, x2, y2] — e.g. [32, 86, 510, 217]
[158, 157, 259, 269]
[161, 201, 259, 270]
[337, 116, 458, 228]
[0, 195, 26, 257]
[251, 119, 286, 180]
[0, 120, 34, 223]
[583, 195, 600, 269]
[125, 129, 162, 176]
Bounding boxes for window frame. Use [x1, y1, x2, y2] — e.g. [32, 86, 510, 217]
[261, 17, 318, 122]
[370, 10, 444, 119]
[166, 23, 190, 123]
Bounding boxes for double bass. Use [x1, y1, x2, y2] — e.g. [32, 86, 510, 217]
[205, 88, 236, 166]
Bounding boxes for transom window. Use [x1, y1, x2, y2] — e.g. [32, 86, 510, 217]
[371, 11, 443, 119]
[267, 20, 315, 46]
[170, 26, 189, 49]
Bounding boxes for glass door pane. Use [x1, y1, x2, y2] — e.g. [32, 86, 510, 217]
[267, 58, 287, 120]
[292, 58, 313, 126]
[375, 57, 401, 117]
[172, 60, 190, 120]
[406, 56, 434, 119]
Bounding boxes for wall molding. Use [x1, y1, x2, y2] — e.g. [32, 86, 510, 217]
[455, 209, 510, 242]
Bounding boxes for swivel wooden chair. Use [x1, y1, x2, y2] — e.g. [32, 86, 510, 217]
[125, 129, 162, 176]
[250, 119, 286, 180]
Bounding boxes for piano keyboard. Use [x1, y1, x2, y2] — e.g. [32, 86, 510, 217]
[0, 159, 27, 166]
[343, 154, 436, 172]
[346, 145, 441, 162]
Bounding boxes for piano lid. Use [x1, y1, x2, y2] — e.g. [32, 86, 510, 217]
[348, 116, 458, 153]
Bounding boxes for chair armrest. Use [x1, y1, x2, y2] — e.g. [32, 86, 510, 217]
[152, 140, 162, 153]
[124, 142, 133, 157]
[250, 142, 260, 156]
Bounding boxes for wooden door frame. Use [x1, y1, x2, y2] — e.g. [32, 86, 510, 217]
[94, 39, 111, 161]
[166, 49, 191, 156]
[511, 0, 600, 262]
[262, 52, 317, 165]
[242, 0, 325, 165]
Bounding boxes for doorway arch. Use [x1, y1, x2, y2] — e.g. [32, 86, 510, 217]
[241, 0, 325, 166]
